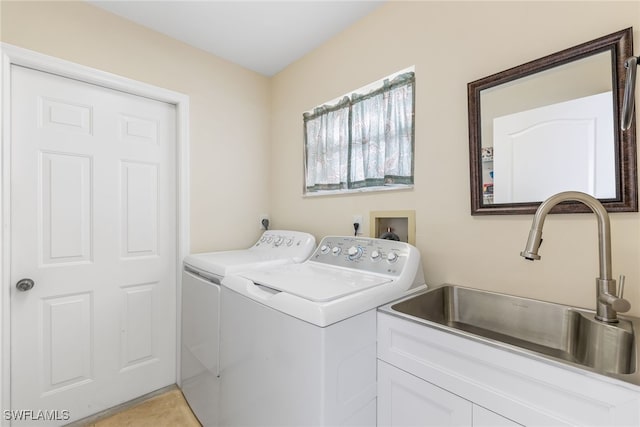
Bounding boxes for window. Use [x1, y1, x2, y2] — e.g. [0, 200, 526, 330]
[303, 70, 415, 195]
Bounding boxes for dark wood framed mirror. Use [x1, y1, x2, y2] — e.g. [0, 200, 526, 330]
[468, 27, 637, 215]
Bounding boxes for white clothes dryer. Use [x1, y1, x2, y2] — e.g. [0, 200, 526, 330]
[219, 236, 426, 426]
[180, 230, 315, 427]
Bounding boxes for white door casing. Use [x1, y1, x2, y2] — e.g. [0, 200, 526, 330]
[1, 44, 190, 426]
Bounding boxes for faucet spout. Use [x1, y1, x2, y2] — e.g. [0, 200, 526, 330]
[520, 191, 630, 323]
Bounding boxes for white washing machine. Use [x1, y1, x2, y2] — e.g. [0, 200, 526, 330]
[180, 230, 316, 427]
[219, 236, 426, 426]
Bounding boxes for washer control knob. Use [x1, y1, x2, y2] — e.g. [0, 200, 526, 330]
[332, 246, 342, 256]
[347, 246, 363, 260]
[286, 238, 294, 246]
[274, 236, 284, 246]
[387, 252, 399, 263]
[370, 250, 381, 261]
[320, 245, 330, 254]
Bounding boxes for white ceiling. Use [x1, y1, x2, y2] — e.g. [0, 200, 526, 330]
[88, 1, 385, 76]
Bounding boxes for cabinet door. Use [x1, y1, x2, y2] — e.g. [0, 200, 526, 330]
[378, 361, 472, 427]
[473, 405, 522, 426]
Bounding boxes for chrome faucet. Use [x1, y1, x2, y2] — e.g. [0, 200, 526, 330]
[520, 191, 630, 323]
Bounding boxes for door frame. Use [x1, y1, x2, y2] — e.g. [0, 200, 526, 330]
[0, 43, 190, 424]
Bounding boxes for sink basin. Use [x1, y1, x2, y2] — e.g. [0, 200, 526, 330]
[386, 285, 639, 385]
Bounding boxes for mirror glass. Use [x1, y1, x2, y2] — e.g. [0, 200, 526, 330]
[468, 28, 637, 215]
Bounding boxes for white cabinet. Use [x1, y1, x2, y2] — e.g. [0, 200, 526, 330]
[473, 406, 521, 427]
[378, 360, 472, 426]
[378, 360, 519, 427]
[377, 312, 640, 427]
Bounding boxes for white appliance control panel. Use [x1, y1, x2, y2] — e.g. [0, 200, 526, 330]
[253, 230, 316, 251]
[311, 236, 412, 276]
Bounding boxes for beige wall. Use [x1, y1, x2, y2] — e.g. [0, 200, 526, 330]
[1, 0, 271, 253]
[2, 1, 640, 316]
[270, 1, 640, 316]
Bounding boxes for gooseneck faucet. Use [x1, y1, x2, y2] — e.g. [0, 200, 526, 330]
[520, 191, 630, 323]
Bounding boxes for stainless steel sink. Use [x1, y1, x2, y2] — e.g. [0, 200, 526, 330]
[384, 284, 639, 385]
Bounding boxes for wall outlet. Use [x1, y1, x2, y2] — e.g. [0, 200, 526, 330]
[352, 215, 363, 235]
[259, 214, 270, 230]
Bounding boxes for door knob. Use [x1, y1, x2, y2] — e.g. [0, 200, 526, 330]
[16, 278, 35, 292]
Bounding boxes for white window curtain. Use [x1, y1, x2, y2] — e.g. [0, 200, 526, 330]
[304, 98, 350, 191]
[304, 72, 414, 193]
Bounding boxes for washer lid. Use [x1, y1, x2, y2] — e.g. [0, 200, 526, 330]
[184, 251, 291, 277]
[240, 263, 392, 302]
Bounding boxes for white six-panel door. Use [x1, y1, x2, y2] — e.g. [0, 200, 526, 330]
[10, 65, 177, 425]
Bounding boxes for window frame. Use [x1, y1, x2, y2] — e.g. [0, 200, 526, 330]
[302, 67, 416, 197]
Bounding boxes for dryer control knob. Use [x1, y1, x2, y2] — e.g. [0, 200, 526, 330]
[274, 236, 284, 246]
[347, 246, 363, 260]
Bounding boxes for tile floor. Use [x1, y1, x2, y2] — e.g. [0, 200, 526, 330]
[71, 386, 201, 427]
